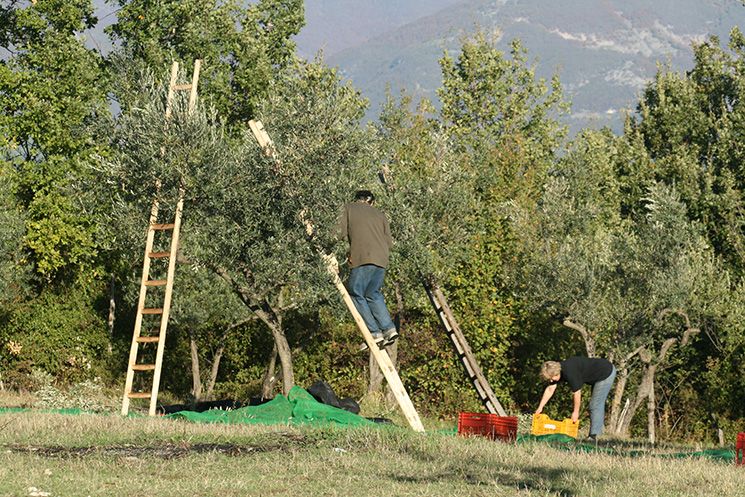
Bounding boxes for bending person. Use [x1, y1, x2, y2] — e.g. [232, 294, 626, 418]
[536, 356, 617, 440]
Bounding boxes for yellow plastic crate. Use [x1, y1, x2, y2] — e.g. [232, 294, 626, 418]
[531, 413, 579, 438]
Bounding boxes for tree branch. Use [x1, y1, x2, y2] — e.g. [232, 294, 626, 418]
[658, 307, 701, 346]
[624, 344, 645, 362]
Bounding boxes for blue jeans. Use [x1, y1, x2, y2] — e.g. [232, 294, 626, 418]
[589, 366, 616, 436]
[347, 264, 395, 335]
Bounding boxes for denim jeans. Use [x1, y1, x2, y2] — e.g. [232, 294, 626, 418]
[589, 365, 617, 436]
[347, 264, 395, 335]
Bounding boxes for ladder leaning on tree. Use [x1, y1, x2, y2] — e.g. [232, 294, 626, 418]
[422, 277, 507, 416]
[121, 60, 202, 417]
[247, 119, 425, 433]
[377, 166, 507, 417]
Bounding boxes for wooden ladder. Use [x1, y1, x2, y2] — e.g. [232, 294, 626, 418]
[121, 60, 202, 416]
[422, 277, 507, 416]
[248, 119, 425, 432]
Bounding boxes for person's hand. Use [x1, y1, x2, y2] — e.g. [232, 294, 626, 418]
[571, 412, 579, 423]
[534, 407, 543, 415]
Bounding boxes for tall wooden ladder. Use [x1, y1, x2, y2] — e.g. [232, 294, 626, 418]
[121, 60, 202, 416]
[248, 119, 425, 432]
[422, 277, 507, 416]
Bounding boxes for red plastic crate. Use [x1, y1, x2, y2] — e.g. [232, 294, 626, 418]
[457, 412, 518, 442]
[736, 433, 745, 465]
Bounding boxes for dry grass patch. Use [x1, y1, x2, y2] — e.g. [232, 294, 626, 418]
[0, 411, 743, 496]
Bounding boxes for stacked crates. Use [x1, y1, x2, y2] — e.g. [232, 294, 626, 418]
[737, 432, 745, 465]
[531, 413, 579, 438]
[457, 412, 518, 442]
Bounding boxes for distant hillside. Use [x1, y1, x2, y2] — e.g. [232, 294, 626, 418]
[320, 0, 745, 133]
[294, 0, 464, 57]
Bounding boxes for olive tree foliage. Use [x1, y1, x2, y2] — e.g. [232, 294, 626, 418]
[374, 92, 472, 295]
[100, 60, 375, 395]
[107, 0, 304, 124]
[167, 265, 255, 401]
[0, 0, 108, 282]
[632, 29, 745, 277]
[508, 129, 733, 441]
[508, 131, 627, 357]
[621, 30, 745, 437]
[434, 33, 569, 404]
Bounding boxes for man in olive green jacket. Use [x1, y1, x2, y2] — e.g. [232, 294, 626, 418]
[338, 190, 398, 351]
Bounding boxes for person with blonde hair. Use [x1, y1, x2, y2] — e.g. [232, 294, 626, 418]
[536, 356, 616, 440]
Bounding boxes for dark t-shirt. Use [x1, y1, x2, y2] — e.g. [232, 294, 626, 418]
[556, 357, 613, 392]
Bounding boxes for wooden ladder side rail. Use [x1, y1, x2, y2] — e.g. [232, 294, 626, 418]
[247, 119, 424, 432]
[422, 278, 507, 417]
[121, 197, 161, 416]
[147, 189, 184, 416]
[323, 254, 425, 432]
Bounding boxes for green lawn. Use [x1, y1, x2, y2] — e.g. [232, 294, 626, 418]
[1, 411, 743, 496]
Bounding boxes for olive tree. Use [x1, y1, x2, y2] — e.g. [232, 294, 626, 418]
[508, 129, 733, 441]
[102, 60, 375, 395]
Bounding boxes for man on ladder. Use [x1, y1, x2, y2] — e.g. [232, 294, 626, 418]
[338, 189, 399, 351]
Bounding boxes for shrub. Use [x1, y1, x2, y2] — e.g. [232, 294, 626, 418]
[0, 286, 109, 385]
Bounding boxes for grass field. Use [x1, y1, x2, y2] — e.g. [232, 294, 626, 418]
[1, 408, 743, 497]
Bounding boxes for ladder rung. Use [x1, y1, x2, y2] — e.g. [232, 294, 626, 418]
[173, 83, 192, 91]
[141, 308, 163, 315]
[150, 223, 175, 231]
[136, 336, 160, 343]
[128, 392, 151, 399]
[148, 251, 171, 258]
[145, 280, 167, 287]
[132, 364, 156, 371]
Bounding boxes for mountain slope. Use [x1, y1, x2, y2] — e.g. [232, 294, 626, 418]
[323, 0, 745, 132]
[294, 0, 464, 57]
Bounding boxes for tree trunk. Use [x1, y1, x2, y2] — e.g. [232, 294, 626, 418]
[213, 267, 295, 395]
[261, 343, 279, 399]
[368, 340, 399, 403]
[268, 317, 294, 395]
[204, 340, 226, 401]
[384, 341, 398, 405]
[608, 345, 643, 434]
[617, 337, 678, 437]
[107, 274, 115, 355]
[188, 329, 202, 401]
[617, 360, 655, 437]
[609, 363, 628, 433]
[369, 351, 383, 393]
[616, 398, 631, 435]
[648, 380, 656, 445]
[205, 317, 255, 400]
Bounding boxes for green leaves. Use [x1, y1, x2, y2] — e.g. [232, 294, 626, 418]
[633, 29, 745, 276]
[0, 0, 108, 283]
[109, 0, 304, 123]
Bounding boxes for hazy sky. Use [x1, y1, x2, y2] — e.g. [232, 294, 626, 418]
[88, 0, 466, 57]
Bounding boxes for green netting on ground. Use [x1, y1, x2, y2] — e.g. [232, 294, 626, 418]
[0, 404, 737, 463]
[0, 407, 89, 415]
[167, 386, 374, 428]
[516, 433, 736, 463]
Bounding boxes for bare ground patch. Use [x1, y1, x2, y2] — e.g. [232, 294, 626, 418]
[4, 432, 311, 459]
